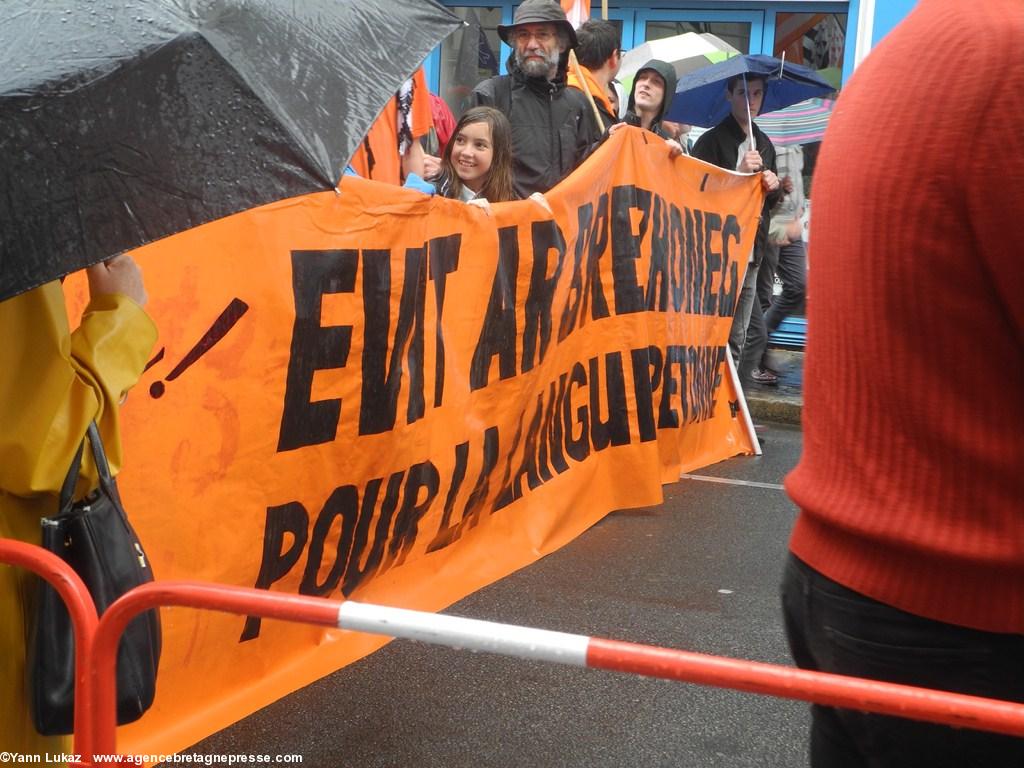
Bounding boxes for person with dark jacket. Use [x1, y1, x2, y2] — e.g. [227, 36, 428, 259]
[568, 19, 622, 133]
[692, 75, 781, 385]
[622, 59, 677, 139]
[469, 0, 598, 198]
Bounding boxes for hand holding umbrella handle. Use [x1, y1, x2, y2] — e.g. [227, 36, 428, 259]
[739, 150, 764, 174]
[86, 255, 148, 307]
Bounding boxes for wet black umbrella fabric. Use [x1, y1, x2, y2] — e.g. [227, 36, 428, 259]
[0, 0, 460, 302]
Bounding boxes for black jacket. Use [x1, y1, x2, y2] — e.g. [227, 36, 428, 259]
[692, 114, 783, 266]
[470, 54, 599, 198]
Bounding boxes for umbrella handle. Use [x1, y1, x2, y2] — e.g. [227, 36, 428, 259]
[743, 74, 758, 170]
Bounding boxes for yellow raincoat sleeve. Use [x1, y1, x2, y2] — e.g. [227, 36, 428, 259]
[0, 281, 158, 500]
[0, 280, 156, 758]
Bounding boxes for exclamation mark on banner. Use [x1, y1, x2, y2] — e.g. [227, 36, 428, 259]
[143, 347, 165, 373]
[149, 298, 250, 399]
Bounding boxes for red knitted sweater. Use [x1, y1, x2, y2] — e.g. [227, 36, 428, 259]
[786, 0, 1024, 634]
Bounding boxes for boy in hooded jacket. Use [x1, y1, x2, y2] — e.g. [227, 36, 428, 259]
[607, 59, 684, 159]
[622, 59, 677, 139]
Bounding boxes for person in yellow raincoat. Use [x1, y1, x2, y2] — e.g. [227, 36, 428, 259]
[0, 255, 157, 758]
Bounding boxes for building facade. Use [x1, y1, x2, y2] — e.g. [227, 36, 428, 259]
[424, 1, 918, 116]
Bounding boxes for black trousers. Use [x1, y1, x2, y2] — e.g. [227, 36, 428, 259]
[781, 554, 1024, 768]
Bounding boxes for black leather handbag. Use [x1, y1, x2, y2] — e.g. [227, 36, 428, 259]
[28, 421, 161, 735]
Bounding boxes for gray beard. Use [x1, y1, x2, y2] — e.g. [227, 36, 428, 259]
[516, 48, 559, 79]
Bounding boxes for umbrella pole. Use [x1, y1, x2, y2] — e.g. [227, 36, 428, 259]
[602, 1, 608, 19]
[743, 74, 756, 165]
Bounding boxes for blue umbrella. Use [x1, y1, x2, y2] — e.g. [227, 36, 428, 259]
[664, 54, 834, 128]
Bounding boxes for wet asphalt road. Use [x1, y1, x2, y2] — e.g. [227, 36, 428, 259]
[185, 423, 808, 768]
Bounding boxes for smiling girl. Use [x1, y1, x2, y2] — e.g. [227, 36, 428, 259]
[432, 107, 517, 204]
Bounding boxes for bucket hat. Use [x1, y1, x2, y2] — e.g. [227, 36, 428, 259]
[498, 0, 577, 48]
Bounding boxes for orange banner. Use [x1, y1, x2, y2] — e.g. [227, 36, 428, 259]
[68, 128, 762, 755]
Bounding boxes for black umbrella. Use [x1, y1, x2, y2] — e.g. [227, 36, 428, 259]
[0, 0, 460, 302]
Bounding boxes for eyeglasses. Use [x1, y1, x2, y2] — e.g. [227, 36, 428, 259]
[510, 28, 555, 44]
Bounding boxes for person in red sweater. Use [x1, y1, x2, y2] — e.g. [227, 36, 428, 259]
[781, 1, 1024, 766]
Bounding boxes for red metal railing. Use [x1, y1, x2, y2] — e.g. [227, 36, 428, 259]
[91, 582, 1024, 751]
[0, 539, 99, 758]
[88, 582, 340, 755]
[586, 637, 1024, 736]
[2, 540, 1022, 766]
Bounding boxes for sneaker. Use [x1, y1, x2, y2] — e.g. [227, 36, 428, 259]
[751, 367, 780, 386]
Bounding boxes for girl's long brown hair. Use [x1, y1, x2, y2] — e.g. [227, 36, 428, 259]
[441, 106, 517, 203]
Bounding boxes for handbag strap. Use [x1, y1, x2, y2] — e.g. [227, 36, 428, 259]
[59, 436, 86, 511]
[85, 422, 114, 483]
[58, 421, 114, 510]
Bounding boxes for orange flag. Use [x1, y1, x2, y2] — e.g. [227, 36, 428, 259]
[561, 0, 589, 29]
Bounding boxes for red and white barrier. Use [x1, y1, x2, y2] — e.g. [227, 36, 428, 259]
[338, 601, 590, 665]
[1, 540, 1021, 767]
[338, 600, 1024, 739]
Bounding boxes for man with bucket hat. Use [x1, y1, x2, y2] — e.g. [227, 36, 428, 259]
[469, 0, 598, 197]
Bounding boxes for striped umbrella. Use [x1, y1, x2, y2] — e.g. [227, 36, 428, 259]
[755, 97, 835, 146]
